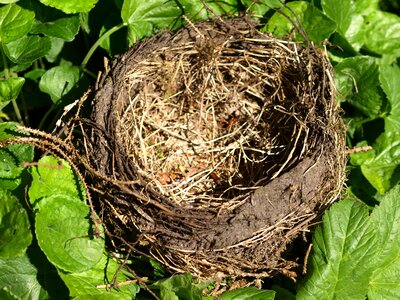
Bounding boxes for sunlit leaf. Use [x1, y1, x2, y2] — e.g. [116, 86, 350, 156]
[38, 63, 86, 103]
[29, 156, 85, 208]
[265, 1, 336, 43]
[297, 200, 378, 299]
[38, 0, 98, 14]
[368, 185, 400, 298]
[360, 131, 400, 194]
[0, 3, 35, 43]
[35, 196, 104, 273]
[0, 191, 32, 258]
[121, 0, 181, 42]
[3, 35, 51, 65]
[59, 253, 137, 299]
[379, 65, 400, 132]
[363, 11, 400, 56]
[0, 77, 25, 110]
[334, 56, 383, 118]
[220, 287, 275, 300]
[0, 122, 33, 191]
[0, 254, 49, 300]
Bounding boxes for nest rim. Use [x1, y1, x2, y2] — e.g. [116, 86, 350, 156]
[77, 17, 346, 279]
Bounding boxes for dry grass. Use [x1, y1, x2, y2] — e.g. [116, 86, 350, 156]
[115, 35, 315, 210]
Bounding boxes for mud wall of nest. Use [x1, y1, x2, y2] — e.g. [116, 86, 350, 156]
[82, 18, 346, 278]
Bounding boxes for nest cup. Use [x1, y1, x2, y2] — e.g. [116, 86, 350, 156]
[86, 18, 346, 279]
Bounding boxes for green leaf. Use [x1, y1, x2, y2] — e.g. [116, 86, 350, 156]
[45, 37, 64, 63]
[59, 253, 137, 299]
[334, 56, 383, 118]
[0, 190, 32, 258]
[264, 1, 336, 43]
[179, 0, 238, 22]
[379, 65, 400, 132]
[151, 273, 210, 300]
[0, 122, 34, 191]
[28, 155, 85, 208]
[121, 0, 181, 42]
[3, 35, 51, 65]
[35, 196, 104, 273]
[321, 0, 364, 50]
[297, 199, 378, 299]
[0, 289, 18, 300]
[363, 11, 400, 56]
[321, 0, 353, 35]
[0, 1, 21, 4]
[368, 185, 400, 298]
[24, 69, 45, 81]
[240, 0, 283, 16]
[38, 63, 82, 103]
[38, 0, 98, 14]
[369, 259, 400, 300]
[354, 0, 379, 15]
[220, 287, 275, 300]
[349, 141, 375, 166]
[360, 131, 400, 194]
[0, 255, 49, 300]
[0, 3, 35, 43]
[0, 77, 25, 110]
[30, 4, 80, 42]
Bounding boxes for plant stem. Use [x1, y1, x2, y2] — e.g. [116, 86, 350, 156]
[1, 45, 10, 79]
[38, 104, 56, 130]
[1, 45, 24, 124]
[81, 23, 126, 68]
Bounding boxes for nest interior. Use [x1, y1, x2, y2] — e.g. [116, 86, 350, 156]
[81, 18, 346, 279]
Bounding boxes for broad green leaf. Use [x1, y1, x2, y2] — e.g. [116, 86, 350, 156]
[35, 196, 104, 273]
[3, 35, 51, 65]
[0, 3, 35, 43]
[45, 37, 64, 63]
[0, 254, 48, 300]
[379, 65, 400, 132]
[360, 131, 400, 194]
[264, 1, 336, 43]
[151, 273, 210, 300]
[38, 63, 82, 103]
[121, 0, 181, 42]
[38, 0, 98, 14]
[24, 68, 45, 81]
[297, 200, 378, 299]
[321, 0, 364, 50]
[220, 287, 275, 300]
[334, 56, 383, 117]
[368, 185, 400, 298]
[0, 77, 25, 110]
[369, 259, 400, 300]
[349, 141, 375, 166]
[354, 0, 379, 15]
[321, 0, 354, 35]
[0, 190, 32, 258]
[28, 155, 85, 207]
[30, 3, 80, 42]
[0, 1, 21, 4]
[0, 122, 33, 190]
[179, 0, 238, 22]
[31, 16, 79, 42]
[0, 289, 17, 300]
[59, 253, 137, 299]
[0, 59, 31, 78]
[364, 11, 400, 56]
[240, 0, 283, 16]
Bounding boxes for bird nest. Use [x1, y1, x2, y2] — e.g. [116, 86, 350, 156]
[76, 18, 345, 279]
